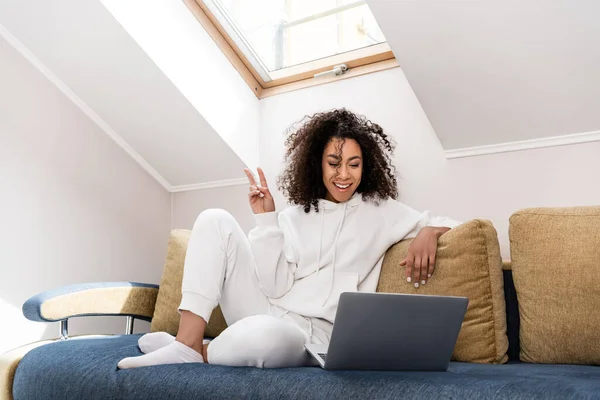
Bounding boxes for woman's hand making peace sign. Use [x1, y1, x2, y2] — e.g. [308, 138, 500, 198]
[244, 167, 275, 215]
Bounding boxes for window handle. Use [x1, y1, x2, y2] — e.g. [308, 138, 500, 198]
[314, 64, 348, 79]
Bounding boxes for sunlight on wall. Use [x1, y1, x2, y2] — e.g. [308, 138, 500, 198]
[0, 298, 46, 354]
[100, 0, 260, 170]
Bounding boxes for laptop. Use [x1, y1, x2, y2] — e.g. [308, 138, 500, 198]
[305, 292, 468, 371]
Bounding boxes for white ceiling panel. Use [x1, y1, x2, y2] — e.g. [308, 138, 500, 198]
[368, 0, 600, 149]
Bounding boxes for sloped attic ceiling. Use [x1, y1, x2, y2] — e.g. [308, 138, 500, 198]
[0, 0, 251, 191]
[4, 0, 598, 193]
[368, 0, 600, 150]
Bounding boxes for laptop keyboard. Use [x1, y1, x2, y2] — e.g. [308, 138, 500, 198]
[318, 353, 327, 361]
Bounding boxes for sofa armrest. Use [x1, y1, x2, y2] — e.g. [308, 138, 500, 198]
[22, 282, 159, 323]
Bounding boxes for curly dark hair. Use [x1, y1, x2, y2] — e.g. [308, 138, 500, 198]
[277, 108, 398, 213]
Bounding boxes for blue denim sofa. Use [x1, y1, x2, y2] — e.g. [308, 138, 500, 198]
[9, 270, 600, 400]
[6, 208, 600, 399]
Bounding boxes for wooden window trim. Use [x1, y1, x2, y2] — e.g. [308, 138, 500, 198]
[184, 0, 399, 99]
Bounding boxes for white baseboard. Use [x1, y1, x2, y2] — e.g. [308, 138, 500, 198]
[0, 23, 172, 191]
[445, 130, 600, 159]
[170, 178, 247, 192]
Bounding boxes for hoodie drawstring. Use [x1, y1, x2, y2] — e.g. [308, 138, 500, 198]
[315, 210, 325, 276]
[321, 202, 347, 306]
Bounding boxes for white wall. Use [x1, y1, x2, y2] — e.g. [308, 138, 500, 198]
[446, 142, 600, 257]
[0, 38, 171, 353]
[171, 185, 254, 233]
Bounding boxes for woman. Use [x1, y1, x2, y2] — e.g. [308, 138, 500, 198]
[118, 109, 460, 369]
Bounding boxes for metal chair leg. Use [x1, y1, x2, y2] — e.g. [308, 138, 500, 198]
[125, 316, 134, 334]
[60, 319, 69, 340]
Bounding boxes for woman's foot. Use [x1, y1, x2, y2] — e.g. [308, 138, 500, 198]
[118, 340, 204, 369]
[138, 332, 211, 354]
[138, 332, 176, 354]
[119, 310, 210, 369]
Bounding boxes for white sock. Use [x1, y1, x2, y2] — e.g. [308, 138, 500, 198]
[138, 332, 176, 354]
[118, 341, 204, 369]
[138, 332, 211, 354]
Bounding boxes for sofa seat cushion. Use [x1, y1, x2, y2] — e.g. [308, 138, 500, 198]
[1, 339, 55, 400]
[13, 335, 600, 400]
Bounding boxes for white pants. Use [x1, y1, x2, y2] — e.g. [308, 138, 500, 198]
[179, 209, 317, 368]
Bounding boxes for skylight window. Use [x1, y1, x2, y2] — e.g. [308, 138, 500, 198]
[188, 0, 397, 97]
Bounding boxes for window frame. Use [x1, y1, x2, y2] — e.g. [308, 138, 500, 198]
[185, 0, 399, 98]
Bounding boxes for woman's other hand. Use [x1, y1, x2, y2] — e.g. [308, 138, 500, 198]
[400, 227, 450, 287]
[244, 167, 275, 214]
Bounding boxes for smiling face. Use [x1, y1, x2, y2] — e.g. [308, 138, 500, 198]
[322, 137, 363, 203]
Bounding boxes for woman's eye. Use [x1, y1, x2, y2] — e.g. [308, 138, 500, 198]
[350, 164, 360, 168]
[328, 163, 339, 167]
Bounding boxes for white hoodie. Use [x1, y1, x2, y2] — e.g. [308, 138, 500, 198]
[248, 193, 461, 326]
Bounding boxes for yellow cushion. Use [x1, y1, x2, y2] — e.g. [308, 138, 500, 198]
[509, 207, 600, 365]
[377, 220, 509, 364]
[150, 229, 227, 338]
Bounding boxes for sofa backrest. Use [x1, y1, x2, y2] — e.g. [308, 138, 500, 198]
[150, 220, 512, 364]
[508, 206, 600, 366]
[151, 207, 600, 367]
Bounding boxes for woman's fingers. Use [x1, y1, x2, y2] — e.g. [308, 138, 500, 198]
[257, 167, 268, 188]
[245, 167, 269, 189]
[246, 168, 275, 213]
[413, 255, 422, 286]
[405, 252, 436, 287]
[256, 186, 270, 196]
[247, 184, 262, 196]
[245, 168, 270, 198]
[420, 256, 429, 285]
[403, 255, 413, 283]
[428, 254, 436, 279]
[244, 168, 257, 186]
[402, 230, 440, 288]
[248, 190, 261, 201]
[423, 243, 437, 284]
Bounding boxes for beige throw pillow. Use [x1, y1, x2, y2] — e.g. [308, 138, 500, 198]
[377, 219, 509, 364]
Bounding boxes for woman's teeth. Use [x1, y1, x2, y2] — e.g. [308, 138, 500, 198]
[334, 183, 351, 189]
